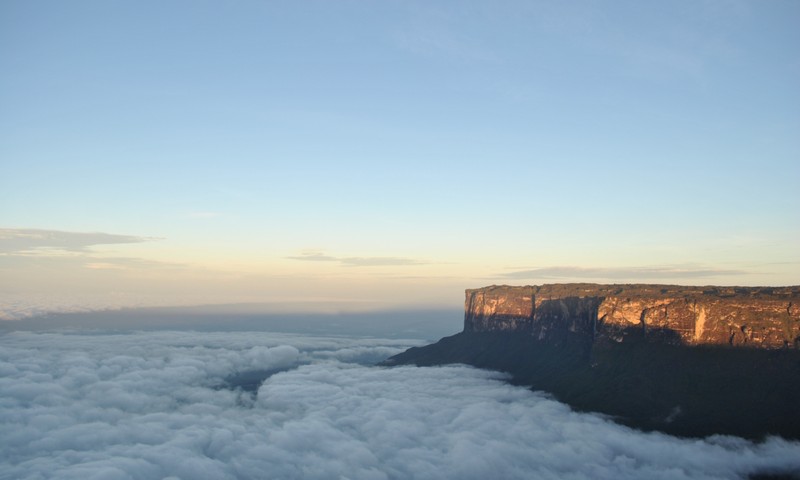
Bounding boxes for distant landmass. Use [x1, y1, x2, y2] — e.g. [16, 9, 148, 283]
[384, 284, 800, 440]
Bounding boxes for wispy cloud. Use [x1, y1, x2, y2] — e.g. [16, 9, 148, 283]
[287, 252, 339, 263]
[0, 228, 178, 272]
[0, 253, 184, 272]
[501, 265, 749, 281]
[84, 262, 126, 270]
[82, 256, 184, 270]
[339, 257, 425, 267]
[0, 228, 157, 254]
[287, 251, 427, 267]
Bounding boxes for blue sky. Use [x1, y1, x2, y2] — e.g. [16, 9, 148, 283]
[1, 1, 798, 311]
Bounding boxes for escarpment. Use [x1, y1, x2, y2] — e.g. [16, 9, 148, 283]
[386, 284, 800, 439]
[464, 284, 800, 349]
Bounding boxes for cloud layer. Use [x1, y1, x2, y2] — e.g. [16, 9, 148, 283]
[502, 265, 749, 281]
[288, 251, 426, 267]
[1, 331, 798, 479]
[0, 228, 154, 254]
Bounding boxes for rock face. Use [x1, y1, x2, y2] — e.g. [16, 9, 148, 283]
[386, 283, 800, 439]
[465, 284, 800, 348]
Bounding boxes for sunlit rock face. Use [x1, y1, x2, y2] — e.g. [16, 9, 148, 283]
[464, 286, 535, 333]
[465, 284, 800, 348]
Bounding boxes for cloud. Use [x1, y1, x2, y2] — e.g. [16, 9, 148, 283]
[79, 257, 186, 272]
[502, 265, 750, 281]
[287, 252, 339, 262]
[288, 251, 427, 267]
[0, 228, 156, 254]
[0, 228, 180, 278]
[1, 331, 798, 480]
[0, 249, 183, 273]
[340, 257, 425, 267]
[83, 256, 184, 269]
[84, 262, 126, 270]
[0, 293, 153, 321]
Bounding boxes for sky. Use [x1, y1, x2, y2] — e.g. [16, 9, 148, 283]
[1, 0, 799, 314]
[2, 331, 799, 479]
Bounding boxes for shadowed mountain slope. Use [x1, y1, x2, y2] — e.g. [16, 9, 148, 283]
[384, 285, 800, 440]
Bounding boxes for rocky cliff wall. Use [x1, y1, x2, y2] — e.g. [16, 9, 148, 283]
[464, 284, 800, 348]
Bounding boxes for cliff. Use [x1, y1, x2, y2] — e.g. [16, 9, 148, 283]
[465, 284, 800, 348]
[384, 284, 800, 440]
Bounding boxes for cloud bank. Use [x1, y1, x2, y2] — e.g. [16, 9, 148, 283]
[1, 331, 798, 479]
[0, 228, 155, 254]
[0, 227, 173, 278]
[288, 251, 426, 267]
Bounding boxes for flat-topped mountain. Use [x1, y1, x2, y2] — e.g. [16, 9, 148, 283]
[465, 284, 800, 348]
[385, 284, 800, 439]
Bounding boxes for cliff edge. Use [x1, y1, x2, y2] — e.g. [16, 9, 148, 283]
[465, 284, 800, 348]
[384, 284, 800, 440]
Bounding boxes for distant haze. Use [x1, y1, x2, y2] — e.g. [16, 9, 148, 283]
[0, 304, 461, 341]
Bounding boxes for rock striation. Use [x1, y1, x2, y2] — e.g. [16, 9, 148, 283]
[465, 284, 800, 349]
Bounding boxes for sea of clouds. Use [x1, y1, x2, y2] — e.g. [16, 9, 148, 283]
[2, 330, 799, 480]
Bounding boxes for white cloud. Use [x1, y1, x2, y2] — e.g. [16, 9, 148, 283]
[0, 332, 800, 480]
[0, 331, 798, 480]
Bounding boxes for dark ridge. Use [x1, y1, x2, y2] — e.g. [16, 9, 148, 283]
[393, 283, 799, 439]
[219, 366, 297, 393]
[383, 331, 800, 440]
[749, 472, 800, 480]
